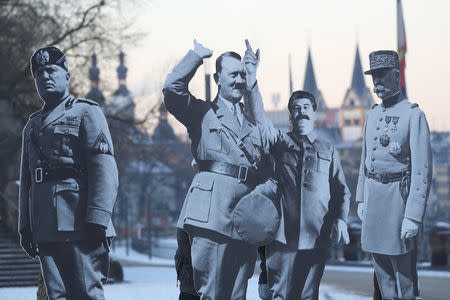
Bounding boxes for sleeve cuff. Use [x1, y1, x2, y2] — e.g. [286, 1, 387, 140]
[86, 207, 111, 228]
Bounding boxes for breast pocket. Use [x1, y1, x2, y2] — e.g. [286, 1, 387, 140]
[206, 127, 223, 153]
[54, 124, 80, 156]
[185, 176, 214, 223]
[317, 151, 331, 174]
[55, 178, 81, 231]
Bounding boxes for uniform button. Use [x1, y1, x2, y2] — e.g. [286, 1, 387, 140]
[372, 146, 377, 150]
[39, 146, 43, 150]
[416, 187, 419, 191]
[374, 136, 377, 140]
[36, 160, 41, 166]
[303, 183, 309, 188]
[240, 154, 244, 157]
[371, 156, 375, 161]
[64, 129, 69, 134]
[38, 132, 43, 136]
[305, 156, 311, 161]
[371, 167, 374, 172]
[379, 117, 383, 121]
[418, 172, 421, 175]
[424, 164, 428, 168]
[376, 127, 380, 130]
[304, 169, 310, 174]
[422, 194, 426, 198]
[423, 179, 427, 184]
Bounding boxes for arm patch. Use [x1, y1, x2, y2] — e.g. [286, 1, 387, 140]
[93, 131, 113, 155]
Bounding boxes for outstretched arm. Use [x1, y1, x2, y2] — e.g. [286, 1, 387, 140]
[243, 39, 280, 149]
[163, 40, 212, 127]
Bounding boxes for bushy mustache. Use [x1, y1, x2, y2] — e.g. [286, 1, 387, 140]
[234, 83, 246, 90]
[294, 114, 310, 121]
[374, 85, 389, 94]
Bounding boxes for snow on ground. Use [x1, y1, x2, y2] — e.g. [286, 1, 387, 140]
[0, 266, 371, 300]
[110, 245, 174, 266]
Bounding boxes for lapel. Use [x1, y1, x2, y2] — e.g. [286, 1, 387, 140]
[240, 110, 256, 140]
[213, 97, 241, 135]
[286, 132, 304, 153]
[38, 96, 70, 132]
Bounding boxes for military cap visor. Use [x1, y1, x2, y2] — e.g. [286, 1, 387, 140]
[364, 50, 399, 75]
[30, 46, 68, 77]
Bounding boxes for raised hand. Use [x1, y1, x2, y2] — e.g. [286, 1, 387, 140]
[243, 39, 260, 89]
[193, 39, 213, 59]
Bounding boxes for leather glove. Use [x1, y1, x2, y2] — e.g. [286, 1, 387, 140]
[400, 218, 419, 240]
[357, 203, 365, 221]
[331, 218, 350, 244]
[193, 39, 213, 59]
[258, 283, 271, 300]
[87, 222, 107, 243]
[19, 230, 39, 259]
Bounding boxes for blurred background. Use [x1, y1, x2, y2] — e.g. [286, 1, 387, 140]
[0, 0, 448, 299]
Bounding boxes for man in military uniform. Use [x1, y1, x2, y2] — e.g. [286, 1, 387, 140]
[19, 46, 118, 300]
[246, 86, 351, 299]
[163, 39, 277, 299]
[356, 50, 432, 300]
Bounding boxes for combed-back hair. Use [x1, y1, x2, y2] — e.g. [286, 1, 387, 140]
[288, 90, 317, 112]
[215, 52, 242, 73]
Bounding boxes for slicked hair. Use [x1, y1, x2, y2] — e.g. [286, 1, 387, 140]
[288, 90, 317, 112]
[215, 51, 242, 73]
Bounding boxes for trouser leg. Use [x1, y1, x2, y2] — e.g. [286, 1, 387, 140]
[266, 241, 302, 300]
[389, 250, 419, 300]
[190, 232, 256, 300]
[372, 253, 398, 299]
[39, 240, 110, 300]
[299, 249, 327, 300]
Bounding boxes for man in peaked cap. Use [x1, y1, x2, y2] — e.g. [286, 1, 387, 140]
[356, 50, 432, 300]
[19, 46, 118, 299]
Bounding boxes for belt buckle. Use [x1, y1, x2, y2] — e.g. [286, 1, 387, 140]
[238, 165, 248, 182]
[35, 167, 43, 183]
[380, 174, 388, 184]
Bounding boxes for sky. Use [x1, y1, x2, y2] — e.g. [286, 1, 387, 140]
[110, 0, 450, 132]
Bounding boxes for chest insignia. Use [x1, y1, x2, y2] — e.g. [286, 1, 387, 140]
[388, 142, 402, 157]
[379, 133, 390, 147]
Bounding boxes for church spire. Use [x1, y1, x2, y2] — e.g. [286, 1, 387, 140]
[86, 53, 105, 106]
[350, 44, 366, 100]
[302, 48, 327, 110]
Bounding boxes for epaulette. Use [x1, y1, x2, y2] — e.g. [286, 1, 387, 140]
[410, 103, 419, 109]
[371, 104, 378, 109]
[76, 98, 99, 106]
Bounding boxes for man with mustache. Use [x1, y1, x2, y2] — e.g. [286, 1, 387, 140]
[356, 50, 432, 300]
[244, 47, 350, 299]
[163, 40, 278, 299]
[19, 46, 118, 299]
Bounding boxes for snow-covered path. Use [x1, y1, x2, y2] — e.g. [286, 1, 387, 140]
[0, 266, 371, 300]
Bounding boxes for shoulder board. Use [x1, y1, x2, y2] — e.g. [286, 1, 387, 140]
[371, 104, 378, 109]
[76, 98, 99, 106]
[410, 103, 419, 109]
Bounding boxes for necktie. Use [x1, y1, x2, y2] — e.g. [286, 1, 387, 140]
[232, 104, 241, 126]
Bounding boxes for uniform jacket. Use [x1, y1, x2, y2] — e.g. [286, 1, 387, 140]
[163, 50, 273, 239]
[19, 96, 118, 243]
[355, 98, 432, 255]
[245, 89, 350, 250]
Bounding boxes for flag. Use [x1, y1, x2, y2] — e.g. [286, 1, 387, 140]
[288, 54, 293, 95]
[397, 0, 408, 98]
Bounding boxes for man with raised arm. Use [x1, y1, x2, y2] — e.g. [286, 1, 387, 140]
[163, 40, 278, 299]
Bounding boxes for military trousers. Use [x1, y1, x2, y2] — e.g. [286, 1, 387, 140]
[372, 250, 420, 300]
[190, 229, 257, 300]
[266, 241, 327, 300]
[39, 239, 110, 300]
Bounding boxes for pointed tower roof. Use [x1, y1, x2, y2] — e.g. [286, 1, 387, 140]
[302, 48, 327, 110]
[303, 49, 317, 94]
[86, 53, 105, 106]
[341, 44, 374, 108]
[350, 45, 366, 100]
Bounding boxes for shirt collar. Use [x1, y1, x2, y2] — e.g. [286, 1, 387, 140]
[218, 95, 242, 114]
[291, 129, 317, 144]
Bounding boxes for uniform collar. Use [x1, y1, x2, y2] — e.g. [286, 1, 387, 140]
[218, 94, 243, 114]
[290, 130, 317, 144]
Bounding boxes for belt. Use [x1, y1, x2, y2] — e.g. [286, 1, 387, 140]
[365, 167, 410, 184]
[34, 167, 84, 183]
[197, 160, 259, 187]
